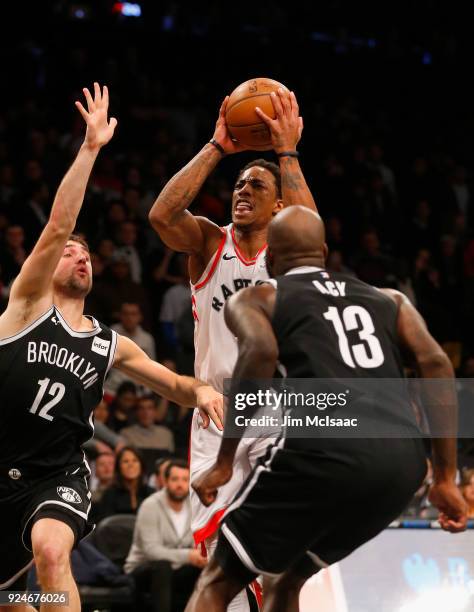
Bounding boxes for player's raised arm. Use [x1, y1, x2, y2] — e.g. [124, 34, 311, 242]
[113, 334, 224, 429]
[255, 89, 318, 212]
[9, 83, 116, 302]
[381, 288, 468, 533]
[148, 97, 249, 257]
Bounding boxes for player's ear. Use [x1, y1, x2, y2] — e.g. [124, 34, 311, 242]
[323, 242, 329, 259]
[273, 199, 284, 215]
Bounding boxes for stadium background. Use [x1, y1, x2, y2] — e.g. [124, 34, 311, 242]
[1, 2, 474, 610]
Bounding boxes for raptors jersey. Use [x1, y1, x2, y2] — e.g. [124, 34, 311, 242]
[0, 306, 117, 471]
[190, 224, 271, 541]
[192, 224, 268, 393]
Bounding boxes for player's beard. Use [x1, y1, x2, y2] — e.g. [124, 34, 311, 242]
[64, 273, 92, 297]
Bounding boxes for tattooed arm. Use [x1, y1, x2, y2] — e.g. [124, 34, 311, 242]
[279, 155, 318, 212]
[256, 89, 318, 213]
[148, 144, 222, 258]
[149, 98, 252, 268]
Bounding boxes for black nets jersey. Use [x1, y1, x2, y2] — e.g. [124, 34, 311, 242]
[271, 267, 419, 432]
[0, 306, 117, 471]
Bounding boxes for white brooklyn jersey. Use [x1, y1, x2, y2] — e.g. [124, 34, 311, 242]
[190, 224, 271, 542]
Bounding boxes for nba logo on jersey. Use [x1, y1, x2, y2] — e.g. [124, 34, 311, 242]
[91, 336, 110, 357]
[57, 486, 82, 504]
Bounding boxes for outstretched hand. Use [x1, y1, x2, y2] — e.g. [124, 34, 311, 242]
[76, 82, 117, 150]
[255, 89, 303, 154]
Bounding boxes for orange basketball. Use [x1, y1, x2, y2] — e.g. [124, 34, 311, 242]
[225, 77, 289, 148]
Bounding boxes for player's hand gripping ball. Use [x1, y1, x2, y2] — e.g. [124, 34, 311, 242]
[225, 77, 289, 148]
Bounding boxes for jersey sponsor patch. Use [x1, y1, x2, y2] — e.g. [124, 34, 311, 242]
[91, 336, 110, 357]
[57, 486, 82, 504]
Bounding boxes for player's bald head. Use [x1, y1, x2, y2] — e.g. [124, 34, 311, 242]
[266, 206, 327, 276]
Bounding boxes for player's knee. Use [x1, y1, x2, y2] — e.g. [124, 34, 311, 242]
[34, 540, 70, 585]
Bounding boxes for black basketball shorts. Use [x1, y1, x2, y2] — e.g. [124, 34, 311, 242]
[0, 463, 93, 590]
[215, 436, 427, 581]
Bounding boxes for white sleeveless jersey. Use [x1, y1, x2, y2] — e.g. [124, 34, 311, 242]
[192, 224, 268, 392]
[190, 224, 271, 542]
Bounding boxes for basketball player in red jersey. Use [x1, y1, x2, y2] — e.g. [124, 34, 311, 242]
[149, 88, 318, 610]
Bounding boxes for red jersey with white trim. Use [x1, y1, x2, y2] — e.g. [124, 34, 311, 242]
[190, 224, 270, 539]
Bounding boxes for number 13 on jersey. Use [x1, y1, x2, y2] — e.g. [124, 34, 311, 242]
[323, 306, 385, 369]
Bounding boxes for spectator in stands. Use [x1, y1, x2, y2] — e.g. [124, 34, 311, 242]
[100, 251, 152, 326]
[351, 229, 396, 287]
[159, 254, 191, 352]
[406, 200, 436, 255]
[121, 394, 174, 453]
[325, 216, 347, 257]
[96, 238, 117, 265]
[326, 250, 354, 276]
[459, 469, 474, 518]
[368, 143, 397, 201]
[124, 459, 206, 612]
[107, 381, 138, 431]
[93, 446, 154, 522]
[91, 453, 115, 504]
[365, 171, 398, 243]
[106, 302, 157, 395]
[101, 200, 128, 241]
[123, 185, 146, 225]
[114, 220, 143, 283]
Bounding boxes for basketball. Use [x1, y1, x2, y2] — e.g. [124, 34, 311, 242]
[225, 77, 289, 148]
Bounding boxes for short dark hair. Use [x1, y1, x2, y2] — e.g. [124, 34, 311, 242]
[238, 159, 282, 198]
[137, 393, 158, 408]
[116, 381, 137, 396]
[68, 233, 89, 251]
[164, 458, 189, 479]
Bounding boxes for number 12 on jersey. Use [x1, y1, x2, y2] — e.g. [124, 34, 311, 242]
[323, 306, 385, 368]
[29, 378, 66, 421]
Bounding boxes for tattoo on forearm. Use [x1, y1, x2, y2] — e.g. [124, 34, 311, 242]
[280, 158, 318, 211]
[282, 171, 304, 191]
[153, 146, 220, 221]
